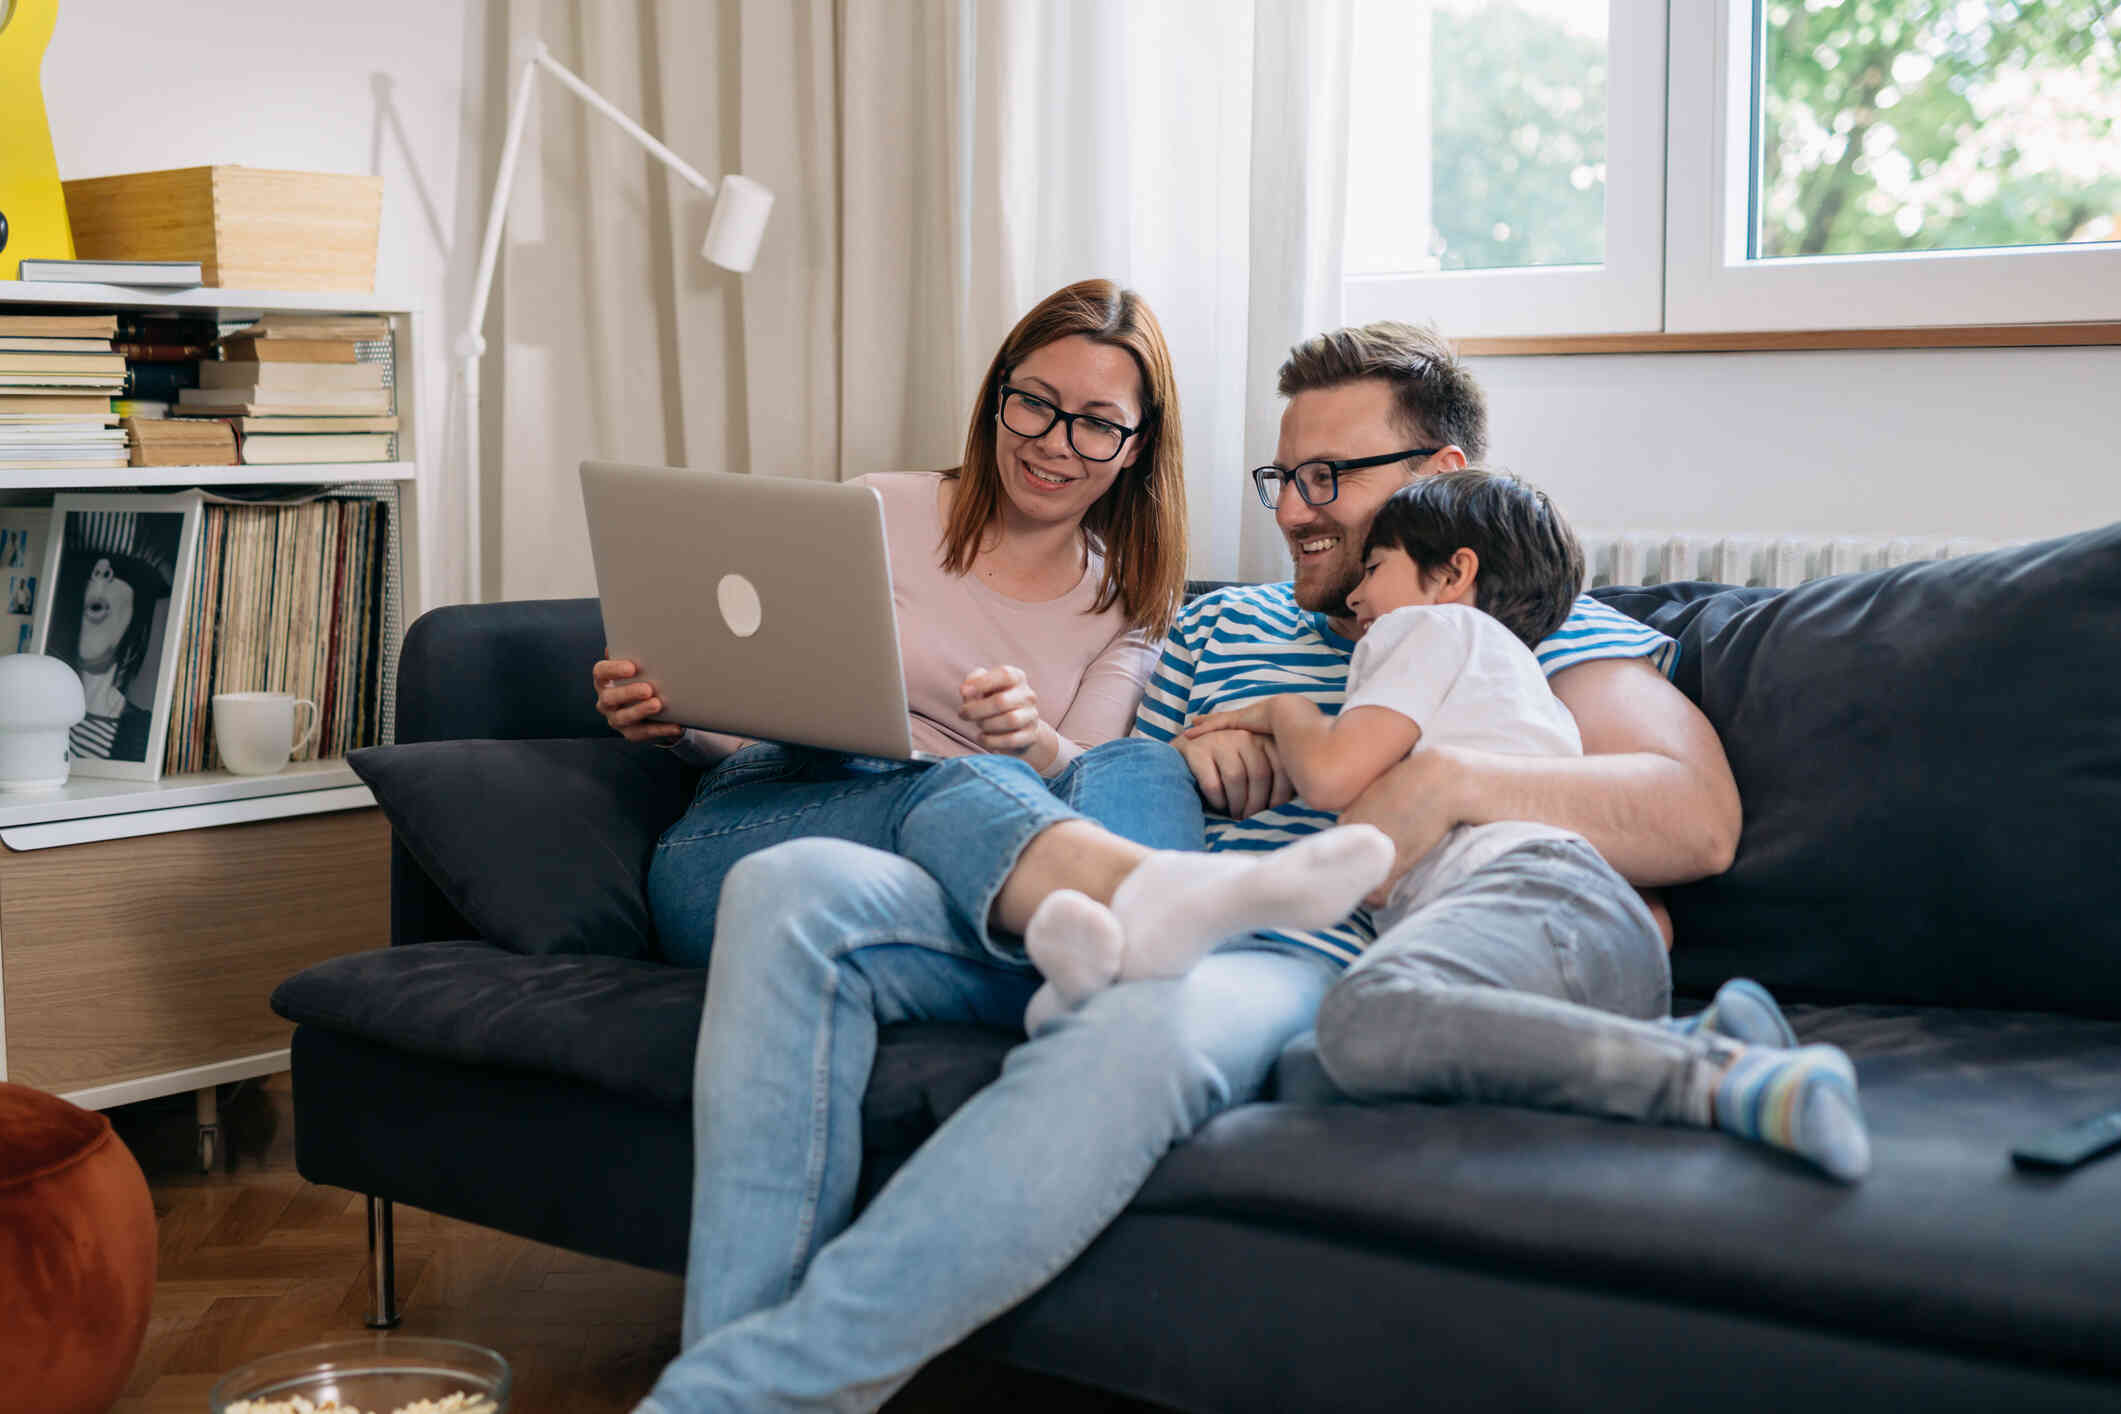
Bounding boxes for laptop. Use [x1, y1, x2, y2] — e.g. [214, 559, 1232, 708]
[580, 460, 939, 762]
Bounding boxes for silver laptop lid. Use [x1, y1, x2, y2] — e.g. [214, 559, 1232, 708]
[580, 461, 920, 760]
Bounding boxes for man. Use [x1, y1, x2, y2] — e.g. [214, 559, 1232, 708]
[1147, 322, 1739, 943]
[1134, 325, 1861, 1182]
[637, 322, 1743, 1414]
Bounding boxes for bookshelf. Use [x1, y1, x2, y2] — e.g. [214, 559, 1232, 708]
[0, 278, 421, 834]
[0, 279, 420, 1125]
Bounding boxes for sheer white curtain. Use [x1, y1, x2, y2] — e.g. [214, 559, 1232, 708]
[978, 0, 1354, 582]
[482, 0, 1351, 598]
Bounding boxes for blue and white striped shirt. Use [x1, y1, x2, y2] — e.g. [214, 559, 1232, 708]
[1132, 585, 1677, 964]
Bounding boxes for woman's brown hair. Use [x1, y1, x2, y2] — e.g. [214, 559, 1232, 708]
[940, 278, 1187, 639]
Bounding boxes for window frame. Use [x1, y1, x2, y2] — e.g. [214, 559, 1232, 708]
[1343, 0, 1669, 340]
[1664, 0, 2121, 333]
[1345, 0, 2121, 339]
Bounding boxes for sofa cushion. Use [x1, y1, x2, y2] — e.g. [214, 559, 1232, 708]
[1593, 521, 2121, 1017]
[271, 943, 1017, 1133]
[348, 738, 696, 959]
[1141, 1003, 2121, 1378]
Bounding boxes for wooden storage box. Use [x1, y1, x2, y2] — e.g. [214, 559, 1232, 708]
[62, 165, 382, 292]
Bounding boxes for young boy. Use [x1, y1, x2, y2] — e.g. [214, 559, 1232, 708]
[1027, 471, 1870, 1180]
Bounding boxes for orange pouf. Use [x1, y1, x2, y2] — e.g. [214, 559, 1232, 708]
[0, 1081, 158, 1414]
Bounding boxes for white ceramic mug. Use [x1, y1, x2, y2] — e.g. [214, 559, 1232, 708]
[213, 692, 319, 776]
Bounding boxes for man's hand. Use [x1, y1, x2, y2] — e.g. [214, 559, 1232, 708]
[1174, 728, 1294, 820]
[1183, 700, 1276, 738]
[1339, 746, 1464, 906]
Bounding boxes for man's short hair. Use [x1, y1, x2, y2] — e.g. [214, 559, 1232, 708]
[1362, 470, 1583, 648]
[1276, 321, 1488, 460]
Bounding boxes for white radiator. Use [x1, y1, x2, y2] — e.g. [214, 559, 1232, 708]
[1576, 530, 2012, 591]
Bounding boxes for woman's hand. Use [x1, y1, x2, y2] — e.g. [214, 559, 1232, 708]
[959, 665, 1059, 769]
[1183, 700, 1277, 739]
[593, 658, 683, 745]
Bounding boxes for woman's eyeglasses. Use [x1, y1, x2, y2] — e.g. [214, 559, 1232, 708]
[999, 386, 1141, 463]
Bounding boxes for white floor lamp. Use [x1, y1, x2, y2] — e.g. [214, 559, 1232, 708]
[456, 37, 773, 602]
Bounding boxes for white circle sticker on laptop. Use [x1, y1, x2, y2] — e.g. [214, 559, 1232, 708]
[717, 573, 763, 638]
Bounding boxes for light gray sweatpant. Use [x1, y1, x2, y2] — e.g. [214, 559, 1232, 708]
[1314, 836, 1726, 1127]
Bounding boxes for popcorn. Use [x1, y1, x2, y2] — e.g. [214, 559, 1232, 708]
[223, 1392, 499, 1414]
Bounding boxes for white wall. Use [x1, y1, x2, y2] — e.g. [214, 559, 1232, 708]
[40, 0, 489, 609]
[1470, 345, 2121, 545]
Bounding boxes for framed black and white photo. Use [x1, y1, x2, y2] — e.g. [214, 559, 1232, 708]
[32, 492, 203, 781]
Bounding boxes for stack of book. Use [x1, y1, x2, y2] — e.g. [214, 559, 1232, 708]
[163, 495, 391, 775]
[126, 416, 237, 468]
[112, 311, 220, 418]
[175, 314, 397, 465]
[0, 312, 129, 471]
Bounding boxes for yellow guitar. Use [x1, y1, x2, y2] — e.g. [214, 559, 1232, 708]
[0, 0, 76, 274]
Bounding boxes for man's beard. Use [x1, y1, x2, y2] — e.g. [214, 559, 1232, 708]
[1291, 555, 1360, 619]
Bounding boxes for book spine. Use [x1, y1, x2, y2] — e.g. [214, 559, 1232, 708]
[112, 342, 216, 362]
[114, 314, 219, 342]
[124, 361, 201, 401]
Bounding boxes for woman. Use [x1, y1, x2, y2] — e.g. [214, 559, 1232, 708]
[594, 279, 1198, 967]
[627, 292, 1398, 1413]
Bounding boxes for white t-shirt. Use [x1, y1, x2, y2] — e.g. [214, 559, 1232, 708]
[679, 471, 1156, 774]
[1342, 603, 1585, 923]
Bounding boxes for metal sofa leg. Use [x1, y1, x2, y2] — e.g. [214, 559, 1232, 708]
[366, 1195, 402, 1329]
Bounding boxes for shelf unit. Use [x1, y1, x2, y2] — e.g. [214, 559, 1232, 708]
[0, 279, 422, 1116]
[0, 278, 421, 835]
[0, 464, 413, 491]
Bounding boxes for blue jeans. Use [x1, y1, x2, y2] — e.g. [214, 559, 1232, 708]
[634, 837, 1341, 1414]
[648, 738, 1205, 967]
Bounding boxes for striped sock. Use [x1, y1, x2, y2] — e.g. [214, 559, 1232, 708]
[1666, 978, 1798, 1048]
[1712, 1044, 1871, 1182]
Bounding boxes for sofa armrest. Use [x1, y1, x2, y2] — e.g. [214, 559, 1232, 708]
[396, 597, 612, 744]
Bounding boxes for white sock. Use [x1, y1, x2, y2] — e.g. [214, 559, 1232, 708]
[1109, 825, 1395, 981]
[1024, 888, 1125, 1008]
[1022, 981, 1071, 1035]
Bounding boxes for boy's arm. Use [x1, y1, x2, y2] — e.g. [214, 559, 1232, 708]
[1187, 697, 1421, 814]
[1342, 655, 1740, 889]
[1267, 700, 1422, 813]
[1132, 595, 1293, 820]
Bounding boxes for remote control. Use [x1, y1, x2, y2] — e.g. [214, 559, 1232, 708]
[2010, 1107, 2121, 1173]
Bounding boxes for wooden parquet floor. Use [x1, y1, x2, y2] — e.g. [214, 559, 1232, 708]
[105, 1074, 1162, 1413]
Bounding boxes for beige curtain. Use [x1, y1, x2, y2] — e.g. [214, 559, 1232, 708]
[486, 0, 1001, 602]
[479, 0, 1353, 600]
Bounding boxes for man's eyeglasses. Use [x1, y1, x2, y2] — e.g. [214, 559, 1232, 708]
[1250, 448, 1443, 509]
[999, 386, 1141, 463]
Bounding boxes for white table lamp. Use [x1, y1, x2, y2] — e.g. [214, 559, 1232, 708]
[456, 37, 774, 600]
[0, 653, 87, 791]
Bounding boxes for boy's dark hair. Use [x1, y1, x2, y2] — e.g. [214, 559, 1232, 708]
[1276, 321, 1488, 460]
[1361, 470, 1584, 649]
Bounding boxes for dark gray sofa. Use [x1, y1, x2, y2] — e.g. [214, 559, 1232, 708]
[274, 529, 2121, 1412]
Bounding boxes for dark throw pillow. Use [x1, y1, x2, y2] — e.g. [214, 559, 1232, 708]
[348, 738, 697, 960]
[1602, 521, 2121, 1018]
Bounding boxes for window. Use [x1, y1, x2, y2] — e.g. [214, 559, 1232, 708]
[1667, 0, 2121, 331]
[1348, 0, 2121, 337]
[1344, 0, 1667, 338]
[1754, 0, 2121, 260]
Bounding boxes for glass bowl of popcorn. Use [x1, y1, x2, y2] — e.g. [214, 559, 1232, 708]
[209, 1336, 510, 1414]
